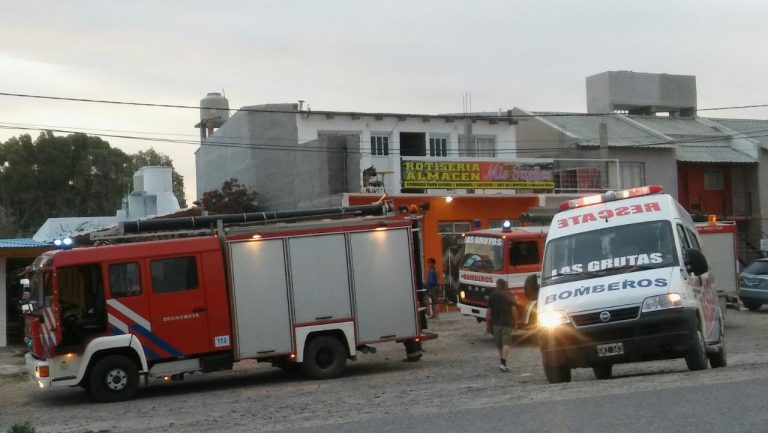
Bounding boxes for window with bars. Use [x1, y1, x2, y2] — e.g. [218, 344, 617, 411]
[370, 135, 389, 156]
[458, 135, 496, 157]
[620, 162, 645, 189]
[429, 136, 448, 157]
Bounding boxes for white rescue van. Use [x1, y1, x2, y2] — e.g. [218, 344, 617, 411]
[534, 185, 726, 383]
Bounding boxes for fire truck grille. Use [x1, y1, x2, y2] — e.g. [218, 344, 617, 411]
[571, 306, 640, 327]
[460, 284, 490, 302]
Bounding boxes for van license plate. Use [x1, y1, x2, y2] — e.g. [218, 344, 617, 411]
[597, 343, 624, 357]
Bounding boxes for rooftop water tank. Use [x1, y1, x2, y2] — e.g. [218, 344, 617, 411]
[200, 92, 230, 128]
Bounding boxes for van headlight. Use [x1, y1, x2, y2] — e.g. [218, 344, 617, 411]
[642, 293, 683, 312]
[539, 310, 571, 328]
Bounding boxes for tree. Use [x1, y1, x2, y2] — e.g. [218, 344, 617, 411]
[0, 132, 131, 236]
[194, 178, 258, 214]
[127, 148, 187, 207]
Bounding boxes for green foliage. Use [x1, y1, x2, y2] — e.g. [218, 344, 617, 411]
[194, 178, 258, 214]
[0, 132, 131, 236]
[0, 133, 186, 237]
[7, 422, 36, 433]
[128, 148, 186, 207]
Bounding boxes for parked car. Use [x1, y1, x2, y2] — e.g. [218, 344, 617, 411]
[740, 258, 768, 311]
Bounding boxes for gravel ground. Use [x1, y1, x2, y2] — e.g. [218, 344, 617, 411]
[2, 308, 768, 433]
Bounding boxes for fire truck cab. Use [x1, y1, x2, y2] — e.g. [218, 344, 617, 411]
[457, 223, 547, 330]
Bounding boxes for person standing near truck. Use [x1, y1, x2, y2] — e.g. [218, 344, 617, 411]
[488, 279, 517, 372]
[426, 258, 439, 318]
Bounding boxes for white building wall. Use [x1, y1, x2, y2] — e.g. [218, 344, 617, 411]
[297, 115, 517, 193]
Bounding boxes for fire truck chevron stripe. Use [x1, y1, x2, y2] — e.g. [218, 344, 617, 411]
[106, 299, 152, 331]
[107, 313, 129, 334]
[109, 326, 161, 360]
[130, 324, 182, 358]
[43, 307, 56, 330]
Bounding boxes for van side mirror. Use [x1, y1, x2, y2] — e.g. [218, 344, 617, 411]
[524, 274, 540, 300]
[684, 248, 709, 276]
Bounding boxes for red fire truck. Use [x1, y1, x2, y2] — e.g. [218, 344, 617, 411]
[22, 203, 435, 402]
[695, 219, 740, 315]
[456, 221, 548, 331]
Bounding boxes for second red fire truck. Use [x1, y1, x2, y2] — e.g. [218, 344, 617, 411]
[456, 222, 548, 331]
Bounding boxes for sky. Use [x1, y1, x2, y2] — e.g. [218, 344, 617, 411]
[2, 0, 768, 204]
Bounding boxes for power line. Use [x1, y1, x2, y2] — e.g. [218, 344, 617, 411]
[3, 122, 767, 157]
[2, 91, 768, 119]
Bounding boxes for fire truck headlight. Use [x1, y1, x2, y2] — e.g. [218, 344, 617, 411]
[538, 310, 571, 328]
[642, 293, 683, 312]
[459, 290, 466, 300]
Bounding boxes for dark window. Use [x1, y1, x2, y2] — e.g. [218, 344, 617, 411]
[151, 256, 199, 294]
[109, 263, 142, 298]
[510, 241, 539, 266]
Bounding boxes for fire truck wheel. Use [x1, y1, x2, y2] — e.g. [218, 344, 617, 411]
[543, 362, 571, 384]
[685, 328, 710, 371]
[88, 355, 139, 402]
[302, 335, 347, 380]
[592, 364, 613, 380]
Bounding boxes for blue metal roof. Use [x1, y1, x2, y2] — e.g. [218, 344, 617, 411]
[0, 238, 50, 249]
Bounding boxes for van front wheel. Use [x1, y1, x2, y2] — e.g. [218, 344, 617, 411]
[543, 362, 571, 384]
[685, 329, 709, 371]
[592, 364, 613, 380]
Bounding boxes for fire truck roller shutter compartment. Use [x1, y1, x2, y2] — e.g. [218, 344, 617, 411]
[288, 234, 352, 324]
[350, 228, 418, 342]
[229, 239, 293, 358]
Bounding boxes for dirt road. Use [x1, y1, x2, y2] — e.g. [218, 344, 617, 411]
[2, 308, 768, 433]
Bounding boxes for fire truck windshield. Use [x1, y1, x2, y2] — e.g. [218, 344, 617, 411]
[461, 235, 504, 271]
[541, 220, 679, 287]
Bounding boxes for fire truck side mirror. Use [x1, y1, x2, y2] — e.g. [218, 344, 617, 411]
[20, 278, 30, 288]
[524, 274, 540, 300]
[21, 303, 34, 314]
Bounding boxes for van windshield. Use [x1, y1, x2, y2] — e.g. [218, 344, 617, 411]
[541, 220, 678, 287]
[461, 235, 504, 271]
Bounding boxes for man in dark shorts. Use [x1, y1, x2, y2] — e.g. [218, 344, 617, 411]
[488, 279, 517, 372]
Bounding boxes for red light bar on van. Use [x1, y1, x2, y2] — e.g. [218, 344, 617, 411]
[559, 185, 663, 210]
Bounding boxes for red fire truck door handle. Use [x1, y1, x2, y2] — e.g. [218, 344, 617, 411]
[193, 306, 206, 313]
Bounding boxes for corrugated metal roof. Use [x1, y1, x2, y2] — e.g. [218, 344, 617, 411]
[531, 112, 668, 147]
[676, 145, 756, 163]
[706, 118, 768, 150]
[630, 116, 725, 137]
[0, 238, 50, 249]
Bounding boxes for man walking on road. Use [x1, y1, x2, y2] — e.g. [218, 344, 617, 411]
[488, 279, 517, 372]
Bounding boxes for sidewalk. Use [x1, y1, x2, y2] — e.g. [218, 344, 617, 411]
[0, 345, 27, 377]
